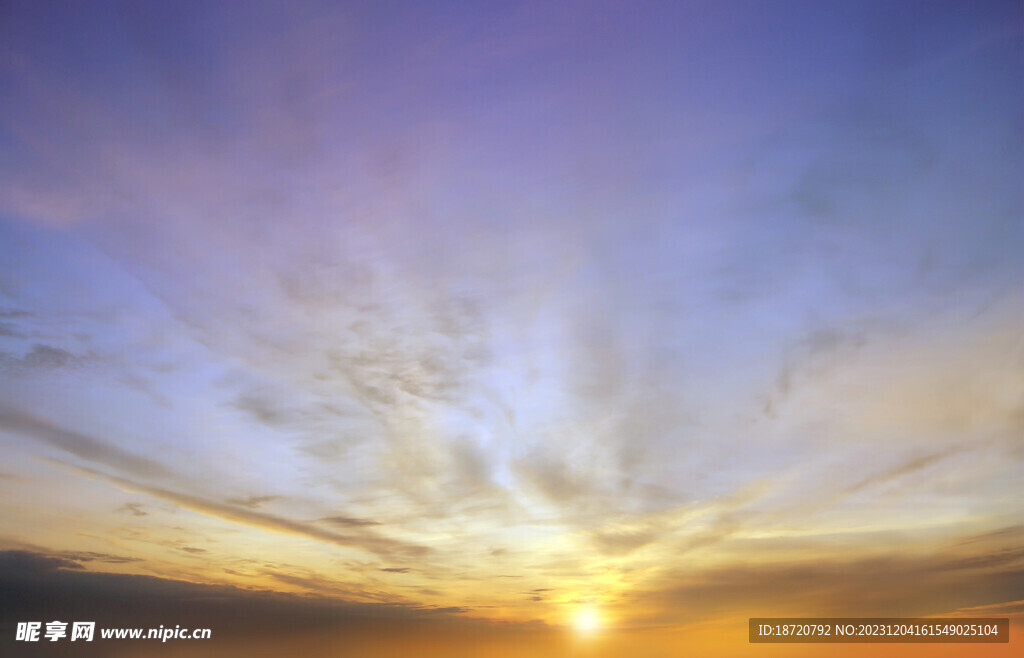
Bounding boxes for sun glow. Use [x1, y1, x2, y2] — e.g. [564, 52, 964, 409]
[573, 605, 601, 635]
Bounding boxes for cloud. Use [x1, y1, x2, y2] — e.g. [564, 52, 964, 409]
[590, 529, 656, 556]
[516, 451, 593, 506]
[842, 446, 965, 496]
[762, 324, 871, 418]
[116, 502, 148, 516]
[633, 527, 1024, 625]
[1, 402, 434, 560]
[0, 550, 83, 573]
[230, 389, 293, 428]
[225, 495, 282, 509]
[0, 548, 515, 654]
[0, 344, 91, 372]
[67, 464, 431, 560]
[56, 550, 142, 565]
[0, 322, 23, 338]
[178, 546, 208, 554]
[318, 516, 381, 528]
[0, 404, 174, 480]
[952, 600, 1024, 616]
[0, 547, 530, 658]
[266, 572, 383, 601]
[639, 559, 1020, 625]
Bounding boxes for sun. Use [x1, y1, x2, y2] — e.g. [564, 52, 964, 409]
[573, 605, 602, 635]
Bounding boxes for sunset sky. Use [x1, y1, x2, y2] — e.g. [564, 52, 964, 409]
[0, 1, 1021, 656]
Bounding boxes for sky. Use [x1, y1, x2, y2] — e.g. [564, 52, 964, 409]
[0, 1, 1022, 656]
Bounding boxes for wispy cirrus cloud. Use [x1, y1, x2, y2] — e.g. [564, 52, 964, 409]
[65, 464, 431, 560]
[0, 404, 173, 480]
